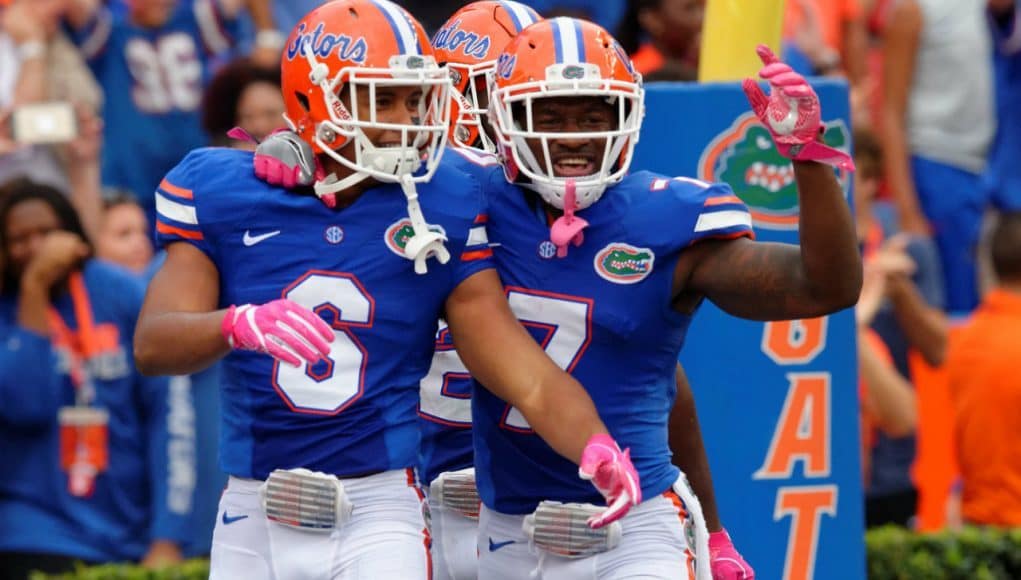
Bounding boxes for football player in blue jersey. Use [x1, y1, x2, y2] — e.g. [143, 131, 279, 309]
[457, 20, 859, 579]
[133, 2, 639, 579]
[425, 4, 754, 578]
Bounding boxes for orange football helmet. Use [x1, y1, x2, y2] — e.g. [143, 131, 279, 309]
[488, 17, 644, 210]
[432, 1, 542, 152]
[281, 0, 453, 196]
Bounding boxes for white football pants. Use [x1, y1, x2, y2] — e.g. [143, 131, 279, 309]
[427, 493, 479, 580]
[477, 477, 703, 580]
[209, 469, 431, 580]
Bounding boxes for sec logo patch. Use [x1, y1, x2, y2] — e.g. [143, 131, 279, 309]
[537, 240, 557, 259]
[324, 225, 344, 245]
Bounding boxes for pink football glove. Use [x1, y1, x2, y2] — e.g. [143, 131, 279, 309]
[578, 433, 642, 529]
[742, 44, 854, 172]
[710, 529, 755, 580]
[251, 129, 323, 189]
[221, 299, 334, 367]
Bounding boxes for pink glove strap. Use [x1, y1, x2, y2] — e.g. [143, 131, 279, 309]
[584, 433, 619, 457]
[709, 529, 732, 550]
[785, 139, 855, 171]
[220, 305, 239, 346]
[227, 126, 257, 145]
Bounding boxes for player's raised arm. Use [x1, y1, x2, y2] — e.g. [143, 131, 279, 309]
[444, 268, 640, 528]
[675, 46, 862, 321]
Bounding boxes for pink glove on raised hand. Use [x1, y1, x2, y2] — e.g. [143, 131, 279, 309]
[710, 529, 755, 580]
[579, 433, 641, 529]
[742, 44, 854, 172]
[221, 299, 334, 367]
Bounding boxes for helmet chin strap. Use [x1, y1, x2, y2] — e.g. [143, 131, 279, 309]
[549, 179, 588, 258]
[314, 173, 450, 275]
[398, 173, 450, 274]
[313, 130, 424, 208]
[313, 171, 367, 209]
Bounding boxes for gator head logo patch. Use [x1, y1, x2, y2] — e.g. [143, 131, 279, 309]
[562, 65, 586, 79]
[698, 113, 851, 230]
[385, 219, 446, 258]
[386, 219, 415, 256]
[594, 243, 655, 284]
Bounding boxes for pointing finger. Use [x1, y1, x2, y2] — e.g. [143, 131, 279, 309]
[756, 43, 781, 66]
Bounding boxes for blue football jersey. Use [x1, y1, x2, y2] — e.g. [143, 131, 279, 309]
[154, 148, 493, 480]
[70, 1, 238, 208]
[416, 148, 504, 486]
[417, 320, 475, 485]
[467, 162, 754, 514]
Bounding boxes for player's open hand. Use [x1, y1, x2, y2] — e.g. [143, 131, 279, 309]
[221, 299, 334, 367]
[579, 433, 641, 529]
[742, 44, 854, 171]
[710, 529, 755, 579]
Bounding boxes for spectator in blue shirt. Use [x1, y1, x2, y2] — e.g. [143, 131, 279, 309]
[0, 179, 194, 578]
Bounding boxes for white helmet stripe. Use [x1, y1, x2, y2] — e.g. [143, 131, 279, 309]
[552, 17, 581, 64]
[500, 1, 540, 32]
[370, 0, 420, 55]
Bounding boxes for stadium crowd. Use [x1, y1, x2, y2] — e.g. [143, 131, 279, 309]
[0, 0, 1017, 578]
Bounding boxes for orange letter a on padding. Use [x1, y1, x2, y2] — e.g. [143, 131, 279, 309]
[754, 373, 831, 479]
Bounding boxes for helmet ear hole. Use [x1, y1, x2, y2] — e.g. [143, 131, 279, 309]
[295, 92, 311, 113]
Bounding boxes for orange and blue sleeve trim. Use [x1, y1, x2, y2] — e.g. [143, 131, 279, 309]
[154, 178, 204, 245]
[692, 194, 755, 242]
[461, 214, 493, 262]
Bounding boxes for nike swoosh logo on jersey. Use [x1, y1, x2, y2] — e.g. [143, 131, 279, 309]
[488, 538, 515, 552]
[243, 230, 281, 246]
[222, 512, 249, 525]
